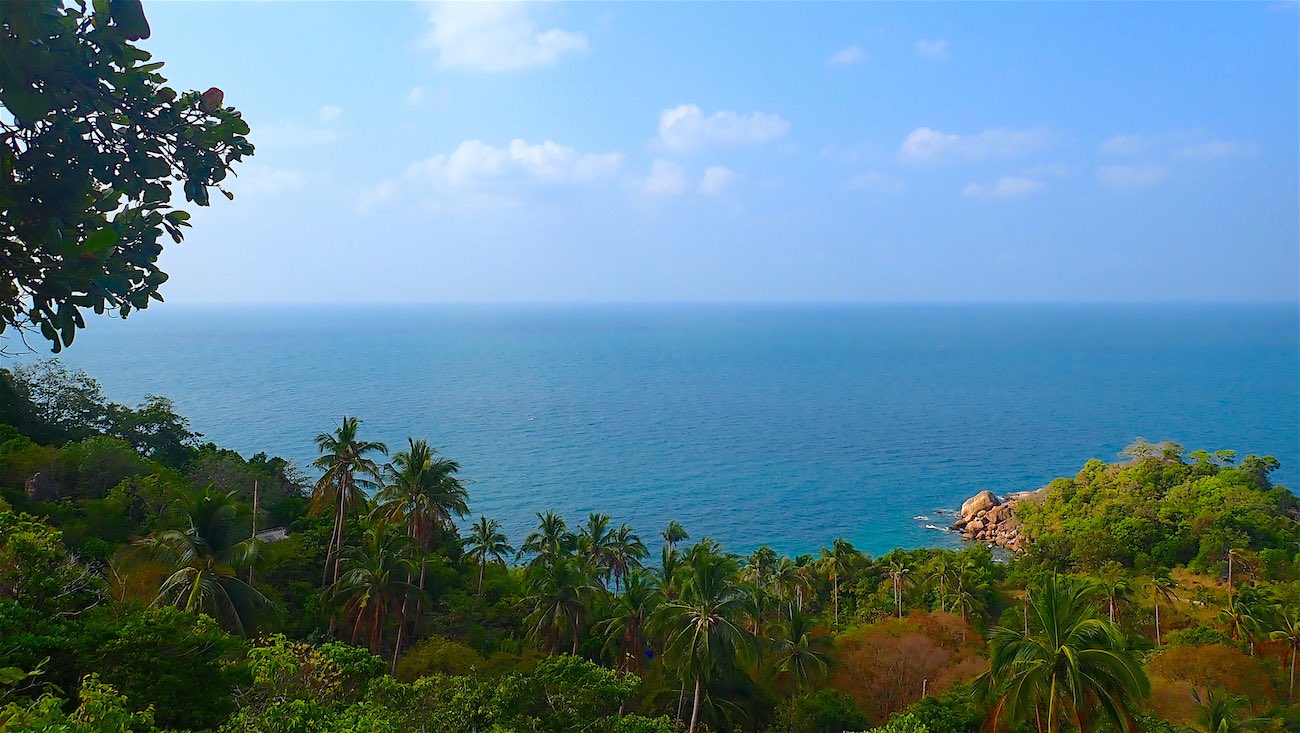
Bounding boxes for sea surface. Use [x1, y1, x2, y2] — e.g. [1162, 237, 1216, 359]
[8, 303, 1298, 558]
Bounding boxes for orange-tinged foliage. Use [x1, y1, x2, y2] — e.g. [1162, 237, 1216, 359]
[1147, 643, 1280, 721]
[829, 611, 986, 723]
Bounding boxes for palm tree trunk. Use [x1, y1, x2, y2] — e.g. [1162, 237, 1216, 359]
[1288, 645, 1295, 705]
[332, 485, 347, 584]
[1154, 597, 1161, 645]
[322, 512, 339, 588]
[391, 608, 405, 674]
[477, 558, 486, 602]
[1109, 596, 1115, 624]
[833, 575, 839, 627]
[688, 678, 702, 733]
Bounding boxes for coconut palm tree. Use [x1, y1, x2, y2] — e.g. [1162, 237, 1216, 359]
[662, 520, 689, 548]
[1146, 572, 1179, 646]
[595, 570, 663, 672]
[1217, 591, 1262, 655]
[976, 575, 1150, 733]
[120, 486, 273, 635]
[311, 416, 387, 587]
[770, 607, 830, 696]
[579, 512, 617, 583]
[1268, 606, 1300, 704]
[771, 557, 807, 621]
[521, 510, 574, 565]
[660, 544, 683, 599]
[608, 523, 648, 592]
[887, 558, 912, 619]
[928, 553, 957, 613]
[818, 538, 859, 628]
[523, 555, 595, 655]
[654, 542, 755, 733]
[1191, 688, 1251, 733]
[464, 516, 513, 602]
[332, 521, 420, 655]
[1095, 562, 1134, 625]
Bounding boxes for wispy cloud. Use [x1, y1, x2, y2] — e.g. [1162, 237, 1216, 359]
[657, 104, 791, 153]
[845, 170, 906, 194]
[827, 45, 865, 67]
[641, 159, 689, 196]
[421, 2, 588, 72]
[409, 139, 623, 189]
[697, 166, 737, 196]
[1096, 164, 1167, 190]
[962, 176, 1043, 200]
[1174, 139, 1258, 160]
[1098, 134, 1147, 156]
[900, 127, 1051, 164]
[916, 38, 949, 60]
[231, 165, 305, 198]
[255, 112, 342, 148]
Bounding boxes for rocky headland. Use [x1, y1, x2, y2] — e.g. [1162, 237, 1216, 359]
[949, 488, 1045, 553]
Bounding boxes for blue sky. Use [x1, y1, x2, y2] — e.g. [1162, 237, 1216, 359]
[141, 1, 1299, 303]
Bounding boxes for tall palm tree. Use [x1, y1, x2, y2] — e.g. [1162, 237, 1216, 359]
[887, 558, 912, 619]
[928, 553, 957, 613]
[818, 538, 858, 628]
[523, 555, 595, 655]
[333, 521, 420, 656]
[654, 542, 755, 733]
[1267, 606, 1300, 704]
[464, 516, 513, 602]
[770, 607, 830, 696]
[311, 416, 387, 587]
[1217, 591, 1262, 655]
[771, 556, 807, 621]
[608, 523, 648, 593]
[662, 520, 689, 548]
[120, 486, 273, 635]
[1095, 562, 1134, 625]
[579, 512, 617, 583]
[976, 575, 1150, 733]
[595, 570, 663, 672]
[1145, 572, 1179, 646]
[659, 544, 683, 599]
[521, 510, 574, 564]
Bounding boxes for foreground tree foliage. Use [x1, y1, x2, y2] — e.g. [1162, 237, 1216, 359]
[0, 0, 254, 352]
[0, 362, 1297, 732]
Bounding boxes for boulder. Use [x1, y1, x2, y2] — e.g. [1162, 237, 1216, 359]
[961, 490, 1001, 518]
[966, 519, 985, 534]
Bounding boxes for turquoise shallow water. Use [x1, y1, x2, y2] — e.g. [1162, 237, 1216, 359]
[10, 303, 1298, 557]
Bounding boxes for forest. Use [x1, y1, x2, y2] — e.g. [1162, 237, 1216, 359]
[1, 360, 1298, 733]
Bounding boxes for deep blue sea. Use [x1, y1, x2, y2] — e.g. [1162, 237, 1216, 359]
[9, 304, 1298, 557]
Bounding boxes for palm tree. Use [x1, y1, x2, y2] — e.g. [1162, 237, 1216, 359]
[1191, 688, 1251, 733]
[976, 575, 1151, 733]
[654, 542, 754, 733]
[659, 544, 683, 599]
[373, 437, 469, 665]
[771, 557, 807, 620]
[523, 555, 594, 655]
[608, 523, 648, 593]
[333, 521, 420, 655]
[818, 538, 858, 628]
[887, 558, 912, 619]
[928, 553, 957, 613]
[521, 510, 574, 564]
[595, 570, 663, 672]
[770, 607, 830, 696]
[464, 516, 513, 602]
[579, 512, 617, 583]
[311, 416, 387, 587]
[1268, 606, 1300, 704]
[662, 520, 689, 548]
[1095, 562, 1134, 625]
[120, 486, 273, 635]
[1145, 572, 1179, 646]
[1217, 592, 1262, 655]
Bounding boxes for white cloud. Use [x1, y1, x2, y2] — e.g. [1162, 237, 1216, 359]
[409, 139, 623, 189]
[845, 170, 906, 194]
[422, 2, 588, 72]
[962, 176, 1043, 200]
[1098, 134, 1146, 156]
[232, 165, 304, 198]
[1096, 164, 1167, 190]
[827, 46, 865, 66]
[405, 87, 426, 106]
[698, 166, 736, 196]
[255, 120, 340, 148]
[1174, 139, 1257, 160]
[657, 104, 791, 152]
[356, 179, 398, 214]
[916, 39, 949, 60]
[900, 127, 1051, 164]
[641, 159, 688, 196]
[318, 105, 342, 122]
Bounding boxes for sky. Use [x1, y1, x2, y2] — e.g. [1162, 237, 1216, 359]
[139, 1, 1300, 304]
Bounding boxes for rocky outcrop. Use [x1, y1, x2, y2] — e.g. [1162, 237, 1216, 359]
[950, 489, 1040, 553]
[24, 472, 59, 502]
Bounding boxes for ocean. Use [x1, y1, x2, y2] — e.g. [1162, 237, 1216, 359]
[9, 303, 1298, 558]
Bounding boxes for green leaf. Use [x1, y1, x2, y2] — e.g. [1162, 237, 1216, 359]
[84, 228, 120, 253]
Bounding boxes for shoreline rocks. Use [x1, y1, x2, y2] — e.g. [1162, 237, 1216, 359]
[949, 489, 1040, 553]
